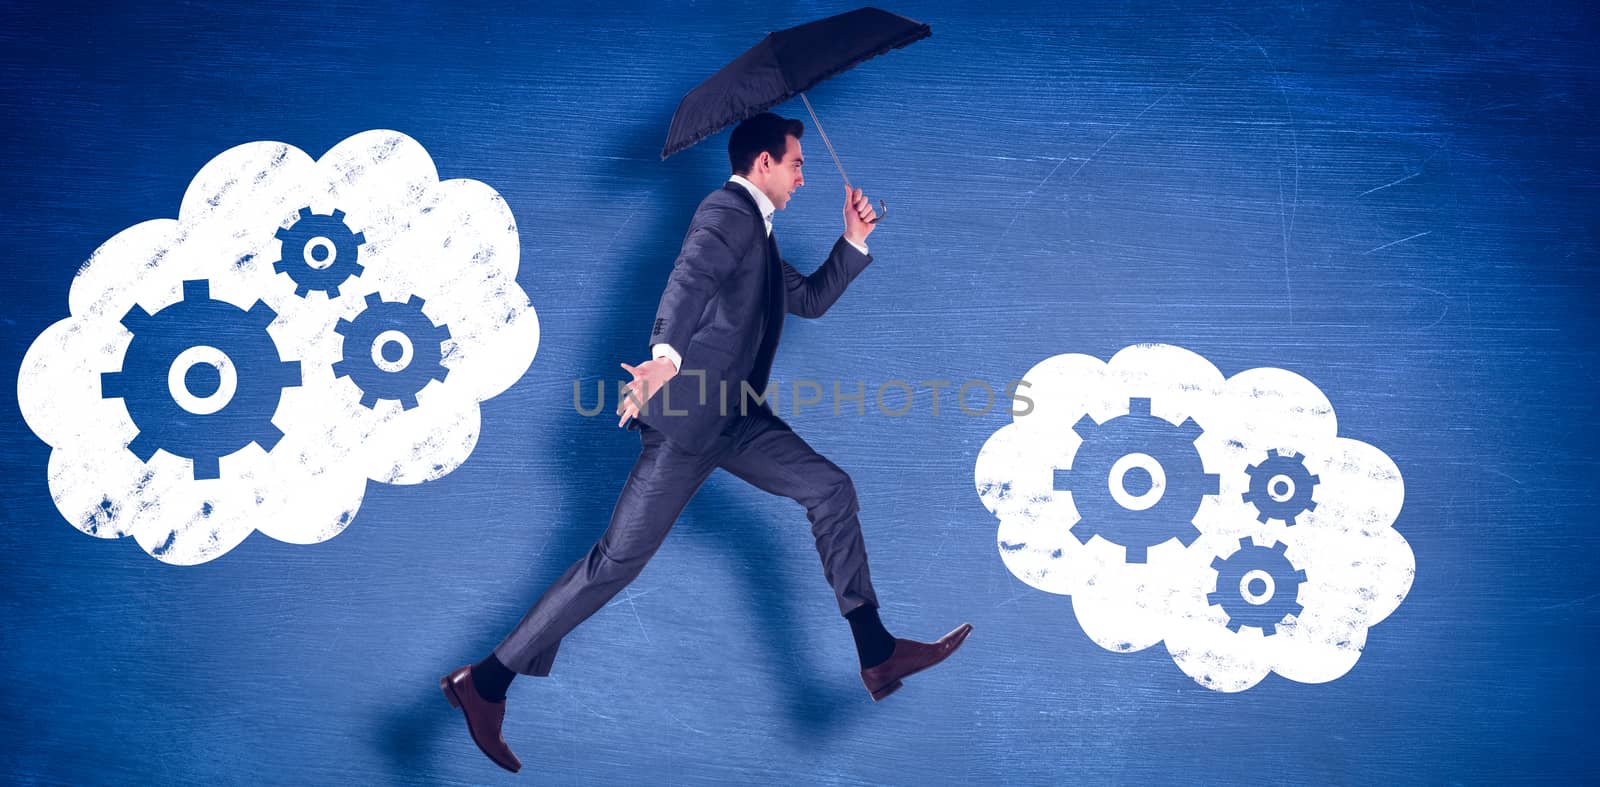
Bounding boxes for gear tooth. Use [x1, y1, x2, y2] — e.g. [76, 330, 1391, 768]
[273, 258, 290, 273]
[1307, 474, 1321, 485]
[280, 359, 302, 387]
[295, 284, 311, 297]
[400, 394, 418, 410]
[119, 304, 153, 333]
[247, 300, 277, 327]
[333, 318, 351, 336]
[432, 365, 449, 383]
[1067, 520, 1094, 545]
[331, 208, 346, 221]
[256, 424, 285, 452]
[128, 432, 157, 462]
[1053, 468, 1071, 491]
[434, 324, 452, 345]
[1124, 544, 1148, 564]
[1175, 526, 1200, 547]
[1207, 592, 1222, 605]
[1272, 541, 1289, 554]
[351, 231, 366, 244]
[1072, 414, 1097, 435]
[331, 360, 350, 378]
[1290, 451, 1304, 460]
[1242, 490, 1260, 505]
[1288, 601, 1304, 618]
[192, 455, 220, 480]
[1211, 556, 1225, 571]
[1268, 448, 1281, 458]
[1283, 514, 1298, 526]
[408, 294, 426, 308]
[182, 279, 209, 301]
[349, 261, 365, 277]
[360, 392, 378, 408]
[275, 226, 292, 240]
[1179, 416, 1203, 439]
[299, 207, 314, 218]
[1257, 511, 1270, 524]
[365, 292, 383, 308]
[1226, 621, 1243, 633]
[1128, 397, 1151, 415]
[1305, 500, 1318, 512]
[1202, 472, 1220, 495]
[1245, 463, 1264, 477]
[101, 371, 126, 399]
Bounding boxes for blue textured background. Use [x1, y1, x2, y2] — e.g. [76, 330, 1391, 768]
[2, 1, 1595, 783]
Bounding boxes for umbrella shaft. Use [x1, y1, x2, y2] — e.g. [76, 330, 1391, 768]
[800, 92, 851, 189]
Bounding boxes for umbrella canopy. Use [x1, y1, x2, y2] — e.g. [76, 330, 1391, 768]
[660, 7, 931, 160]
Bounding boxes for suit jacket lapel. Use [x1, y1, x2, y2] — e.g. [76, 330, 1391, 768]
[767, 230, 786, 322]
[723, 181, 787, 387]
[726, 181, 786, 327]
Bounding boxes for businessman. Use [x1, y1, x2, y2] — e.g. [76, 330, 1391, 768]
[441, 113, 972, 773]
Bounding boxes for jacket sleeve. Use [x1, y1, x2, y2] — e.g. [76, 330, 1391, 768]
[781, 236, 874, 319]
[649, 205, 748, 355]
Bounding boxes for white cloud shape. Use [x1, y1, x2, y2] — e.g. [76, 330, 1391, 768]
[976, 344, 1412, 692]
[18, 130, 539, 565]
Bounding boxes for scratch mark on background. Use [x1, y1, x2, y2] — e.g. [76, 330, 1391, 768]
[1225, 21, 1302, 325]
[1533, 592, 1599, 613]
[611, 586, 655, 645]
[1357, 133, 1453, 197]
[661, 707, 709, 737]
[1358, 172, 1420, 197]
[1365, 231, 1432, 255]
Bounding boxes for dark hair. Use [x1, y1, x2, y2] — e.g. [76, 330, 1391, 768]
[728, 112, 804, 175]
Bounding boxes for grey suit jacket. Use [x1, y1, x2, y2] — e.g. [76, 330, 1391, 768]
[633, 182, 873, 453]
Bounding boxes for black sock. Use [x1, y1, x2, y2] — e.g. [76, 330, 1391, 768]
[846, 605, 897, 670]
[472, 653, 515, 703]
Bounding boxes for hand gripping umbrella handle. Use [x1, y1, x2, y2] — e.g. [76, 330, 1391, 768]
[800, 93, 887, 224]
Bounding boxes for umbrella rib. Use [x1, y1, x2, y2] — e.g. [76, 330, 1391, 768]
[799, 92, 851, 189]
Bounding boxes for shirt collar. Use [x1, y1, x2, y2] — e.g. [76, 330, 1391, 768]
[727, 174, 774, 235]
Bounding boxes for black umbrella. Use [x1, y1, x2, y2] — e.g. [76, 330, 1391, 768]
[661, 7, 932, 221]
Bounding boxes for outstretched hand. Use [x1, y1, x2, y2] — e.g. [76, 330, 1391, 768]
[843, 185, 877, 246]
[616, 357, 679, 427]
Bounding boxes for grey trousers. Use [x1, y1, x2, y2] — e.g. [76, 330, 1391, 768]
[493, 411, 880, 676]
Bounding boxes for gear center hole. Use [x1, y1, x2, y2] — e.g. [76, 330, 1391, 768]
[380, 340, 404, 363]
[166, 345, 238, 416]
[184, 362, 221, 398]
[371, 329, 415, 373]
[1269, 475, 1296, 502]
[1122, 466, 1153, 496]
[303, 237, 337, 270]
[1240, 569, 1276, 606]
[1108, 452, 1167, 511]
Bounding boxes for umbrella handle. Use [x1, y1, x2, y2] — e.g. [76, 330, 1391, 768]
[845, 181, 886, 224]
[849, 193, 886, 224]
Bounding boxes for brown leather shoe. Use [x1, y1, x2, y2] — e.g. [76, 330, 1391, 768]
[440, 665, 522, 773]
[860, 623, 973, 701]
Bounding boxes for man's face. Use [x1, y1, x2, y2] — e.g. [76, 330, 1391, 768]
[759, 135, 804, 210]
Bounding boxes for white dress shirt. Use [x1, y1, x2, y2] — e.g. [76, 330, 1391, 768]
[652, 175, 868, 372]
